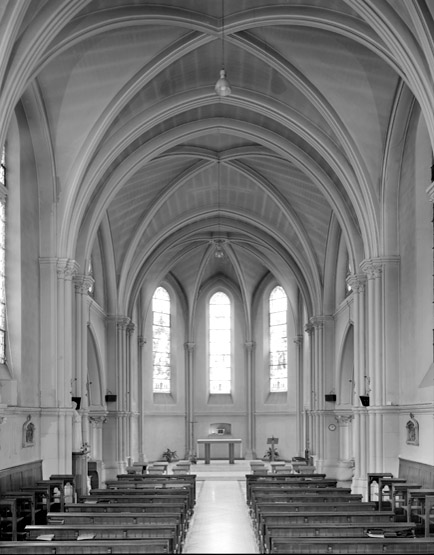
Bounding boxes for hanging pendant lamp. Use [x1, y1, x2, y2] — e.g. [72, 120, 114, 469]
[215, 0, 231, 97]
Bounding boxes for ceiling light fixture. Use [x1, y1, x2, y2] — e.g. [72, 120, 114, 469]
[214, 160, 225, 259]
[215, 0, 231, 97]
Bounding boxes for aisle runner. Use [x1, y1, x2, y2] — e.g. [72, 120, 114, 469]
[183, 480, 260, 554]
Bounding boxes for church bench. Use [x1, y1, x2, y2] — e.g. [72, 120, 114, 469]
[257, 509, 396, 526]
[0, 539, 171, 553]
[47, 511, 187, 542]
[87, 486, 194, 511]
[249, 485, 352, 501]
[405, 489, 434, 536]
[64, 501, 188, 515]
[80, 494, 191, 520]
[105, 478, 196, 505]
[269, 536, 434, 554]
[417, 494, 434, 537]
[23, 524, 180, 553]
[255, 510, 398, 539]
[245, 476, 335, 503]
[261, 522, 416, 553]
[251, 501, 377, 525]
[109, 474, 196, 502]
[250, 491, 364, 510]
[0, 498, 28, 541]
[1, 491, 38, 528]
[84, 488, 193, 512]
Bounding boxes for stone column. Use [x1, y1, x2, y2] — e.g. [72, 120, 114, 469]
[361, 259, 384, 473]
[137, 335, 146, 463]
[126, 322, 135, 462]
[294, 335, 304, 455]
[185, 342, 195, 457]
[54, 259, 79, 474]
[88, 415, 107, 461]
[309, 316, 332, 469]
[304, 323, 314, 458]
[73, 274, 94, 450]
[116, 317, 131, 473]
[335, 414, 355, 487]
[245, 341, 256, 459]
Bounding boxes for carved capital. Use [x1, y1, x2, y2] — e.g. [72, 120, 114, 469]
[335, 414, 354, 426]
[117, 317, 130, 330]
[88, 415, 107, 428]
[310, 315, 333, 329]
[360, 259, 382, 279]
[74, 274, 94, 295]
[346, 273, 366, 293]
[126, 322, 135, 336]
[57, 258, 79, 280]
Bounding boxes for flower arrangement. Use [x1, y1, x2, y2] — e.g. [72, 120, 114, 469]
[162, 448, 178, 463]
[264, 446, 279, 461]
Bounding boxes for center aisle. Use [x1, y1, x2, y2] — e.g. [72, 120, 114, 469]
[183, 480, 260, 554]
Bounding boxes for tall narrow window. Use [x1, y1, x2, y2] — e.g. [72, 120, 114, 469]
[0, 147, 6, 365]
[209, 291, 231, 393]
[269, 285, 287, 392]
[152, 286, 171, 392]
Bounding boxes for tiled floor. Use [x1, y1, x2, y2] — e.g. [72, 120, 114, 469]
[183, 461, 261, 554]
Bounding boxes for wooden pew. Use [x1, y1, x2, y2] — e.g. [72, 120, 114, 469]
[269, 536, 434, 553]
[23, 523, 180, 553]
[85, 487, 193, 510]
[406, 488, 434, 536]
[64, 501, 188, 514]
[47, 510, 187, 542]
[257, 515, 416, 552]
[246, 475, 335, 503]
[419, 494, 434, 537]
[262, 522, 416, 553]
[251, 491, 364, 508]
[109, 474, 196, 503]
[251, 501, 378, 526]
[0, 539, 171, 553]
[0, 499, 27, 541]
[87, 485, 194, 513]
[255, 509, 397, 541]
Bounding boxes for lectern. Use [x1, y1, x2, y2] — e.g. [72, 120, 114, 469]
[267, 436, 279, 461]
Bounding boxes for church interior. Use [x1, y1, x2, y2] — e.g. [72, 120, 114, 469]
[0, 0, 434, 551]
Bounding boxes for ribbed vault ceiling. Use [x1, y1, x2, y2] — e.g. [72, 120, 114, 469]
[8, 0, 428, 315]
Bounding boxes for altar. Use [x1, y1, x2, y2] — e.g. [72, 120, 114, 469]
[197, 438, 243, 464]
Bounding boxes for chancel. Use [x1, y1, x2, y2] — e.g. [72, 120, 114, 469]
[1, 1, 434, 553]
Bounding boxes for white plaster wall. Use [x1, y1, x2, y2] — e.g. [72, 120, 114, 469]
[398, 110, 434, 464]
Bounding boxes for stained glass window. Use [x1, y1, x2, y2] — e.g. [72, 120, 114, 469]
[269, 285, 287, 392]
[209, 291, 231, 394]
[152, 287, 171, 393]
[0, 147, 6, 365]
